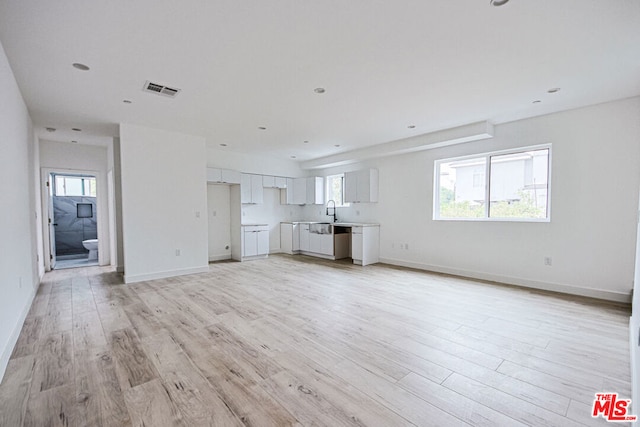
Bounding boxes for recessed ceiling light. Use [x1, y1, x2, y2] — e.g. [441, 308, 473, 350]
[314, 88, 326, 94]
[303, 140, 309, 144]
[71, 140, 78, 144]
[45, 127, 56, 132]
[533, 100, 542, 104]
[220, 143, 227, 147]
[123, 99, 132, 104]
[72, 128, 82, 132]
[72, 63, 90, 71]
[490, 0, 509, 6]
[334, 144, 340, 147]
[290, 155, 297, 159]
[408, 125, 416, 129]
[547, 87, 561, 93]
[258, 126, 267, 130]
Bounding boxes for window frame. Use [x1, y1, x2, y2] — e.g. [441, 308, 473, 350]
[433, 144, 552, 222]
[325, 173, 350, 208]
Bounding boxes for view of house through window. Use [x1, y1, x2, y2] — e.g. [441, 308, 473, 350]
[435, 146, 550, 221]
[53, 174, 97, 197]
[326, 174, 348, 207]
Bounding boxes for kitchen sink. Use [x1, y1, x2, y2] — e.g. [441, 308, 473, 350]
[309, 223, 332, 234]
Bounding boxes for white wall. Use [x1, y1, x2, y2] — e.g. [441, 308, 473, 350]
[0, 40, 40, 381]
[314, 97, 640, 302]
[39, 140, 111, 267]
[120, 124, 209, 283]
[107, 137, 124, 272]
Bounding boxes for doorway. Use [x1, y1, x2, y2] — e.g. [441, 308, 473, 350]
[42, 170, 101, 270]
[207, 184, 232, 261]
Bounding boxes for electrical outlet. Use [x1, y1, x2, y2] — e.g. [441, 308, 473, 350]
[405, 243, 409, 250]
[175, 249, 181, 256]
[212, 210, 217, 217]
[195, 211, 201, 218]
[356, 210, 360, 216]
[544, 256, 552, 266]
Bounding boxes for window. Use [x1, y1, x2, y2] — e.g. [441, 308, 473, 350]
[434, 145, 550, 221]
[53, 175, 97, 197]
[326, 174, 349, 207]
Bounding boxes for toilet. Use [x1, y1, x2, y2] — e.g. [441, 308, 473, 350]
[82, 239, 99, 261]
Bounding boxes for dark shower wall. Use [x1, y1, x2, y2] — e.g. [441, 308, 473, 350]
[53, 196, 97, 256]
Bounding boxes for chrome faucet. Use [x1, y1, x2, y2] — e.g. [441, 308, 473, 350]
[326, 199, 337, 222]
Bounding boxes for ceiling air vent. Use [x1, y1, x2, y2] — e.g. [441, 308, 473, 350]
[142, 81, 181, 98]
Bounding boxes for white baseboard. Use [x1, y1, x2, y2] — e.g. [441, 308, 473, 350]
[379, 257, 632, 303]
[209, 254, 232, 262]
[0, 283, 37, 382]
[124, 265, 209, 284]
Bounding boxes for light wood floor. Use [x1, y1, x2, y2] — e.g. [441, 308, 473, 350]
[0, 254, 632, 426]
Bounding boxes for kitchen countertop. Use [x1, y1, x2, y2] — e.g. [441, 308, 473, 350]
[281, 221, 379, 227]
[242, 223, 269, 226]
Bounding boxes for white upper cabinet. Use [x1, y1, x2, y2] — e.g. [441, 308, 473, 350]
[284, 177, 323, 205]
[206, 168, 241, 184]
[263, 175, 288, 189]
[241, 174, 264, 204]
[306, 177, 324, 205]
[344, 169, 379, 203]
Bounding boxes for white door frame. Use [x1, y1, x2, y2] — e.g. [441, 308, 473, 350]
[41, 167, 106, 271]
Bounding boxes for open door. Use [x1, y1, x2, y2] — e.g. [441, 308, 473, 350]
[47, 173, 57, 270]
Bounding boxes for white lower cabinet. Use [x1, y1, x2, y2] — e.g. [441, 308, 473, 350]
[299, 223, 310, 251]
[242, 225, 269, 259]
[280, 223, 300, 254]
[351, 225, 380, 266]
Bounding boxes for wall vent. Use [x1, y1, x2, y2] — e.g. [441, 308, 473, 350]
[142, 81, 181, 98]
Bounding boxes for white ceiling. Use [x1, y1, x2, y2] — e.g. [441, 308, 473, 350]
[1, 0, 639, 161]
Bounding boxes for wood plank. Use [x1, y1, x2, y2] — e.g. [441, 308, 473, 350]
[442, 373, 583, 427]
[31, 332, 73, 393]
[74, 347, 132, 427]
[0, 356, 35, 426]
[109, 328, 158, 389]
[10, 316, 43, 359]
[24, 384, 78, 427]
[124, 379, 187, 427]
[141, 333, 244, 426]
[96, 301, 133, 334]
[73, 309, 107, 350]
[397, 371, 526, 426]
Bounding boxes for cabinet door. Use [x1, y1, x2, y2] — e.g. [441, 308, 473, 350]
[244, 231, 258, 257]
[320, 234, 334, 256]
[357, 170, 369, 202]
[251, 175, 264, 204]
[299, 224, 310, 251]
[293, 178, 307, 205]
[292, 223, 300, 251]
[352, 227, 363, 261]
[309, 232, 322, 253]
[344, 171, 358, 203]
[280, 224, 293, 254]
[257, 230, 269, 255]
[241, 174, 252, 203]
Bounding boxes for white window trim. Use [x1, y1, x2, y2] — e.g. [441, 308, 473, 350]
[433, 143, 552, 222]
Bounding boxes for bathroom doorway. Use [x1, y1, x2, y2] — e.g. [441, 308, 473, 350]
[44, 171, 100, 270]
